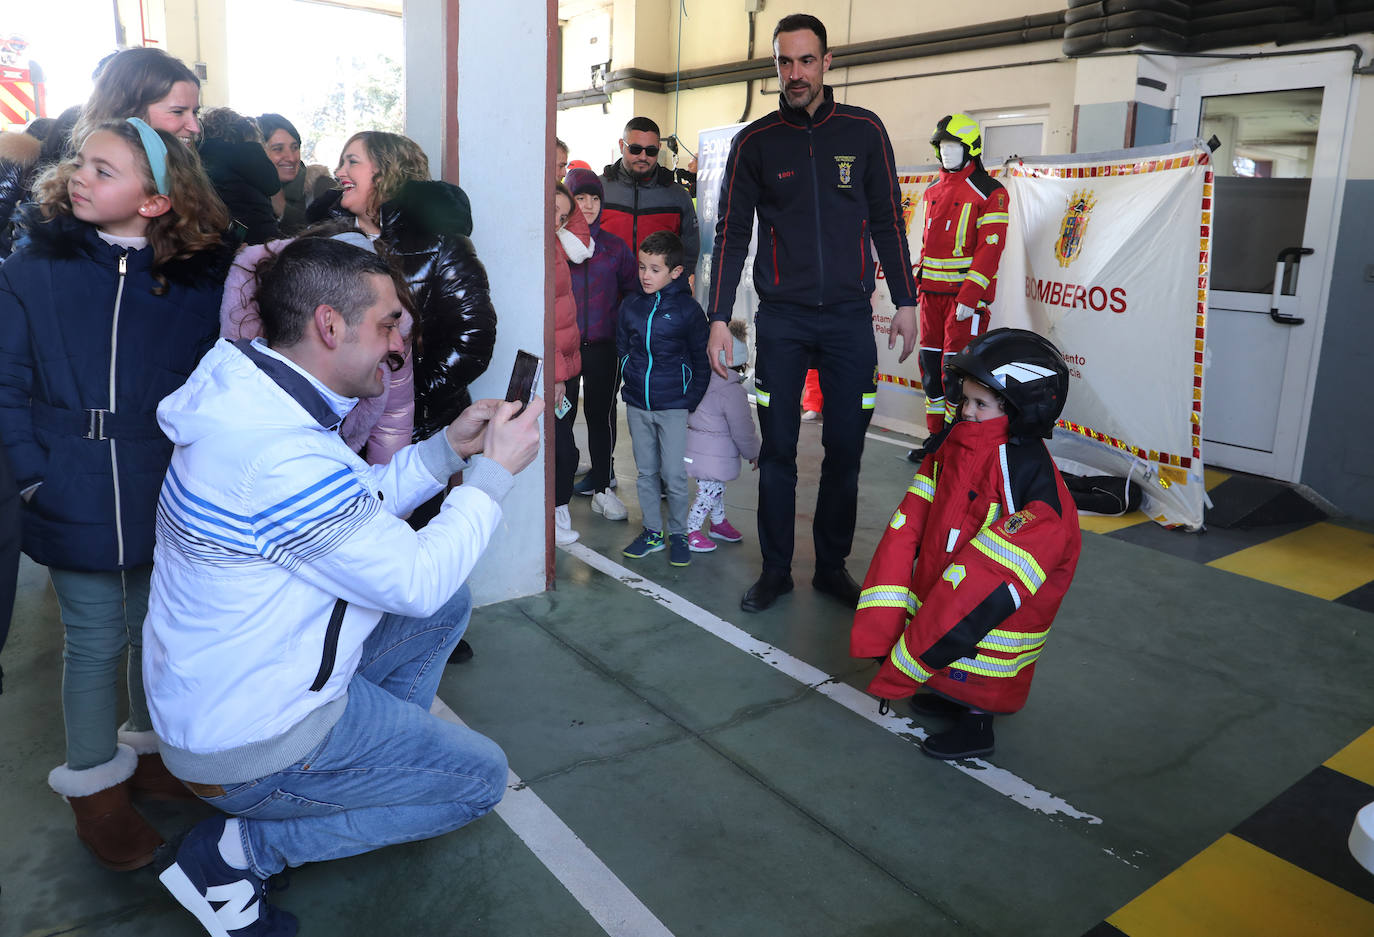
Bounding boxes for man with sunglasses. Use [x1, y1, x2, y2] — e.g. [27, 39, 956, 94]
[707, 12, 919, 614]
[600, 116, 700, 274]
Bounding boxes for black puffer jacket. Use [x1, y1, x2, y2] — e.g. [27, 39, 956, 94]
[0, 132, 42, 259]
[378, 180, 497, 440]
[199, 139, 281, 245]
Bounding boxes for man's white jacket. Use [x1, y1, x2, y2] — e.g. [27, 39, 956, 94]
[143, 339, 512, 782]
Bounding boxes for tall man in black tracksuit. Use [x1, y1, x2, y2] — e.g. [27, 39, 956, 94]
[708, 13, 919, 613]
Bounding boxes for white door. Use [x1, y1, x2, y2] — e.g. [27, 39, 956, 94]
[1176, 53, 1353, 481]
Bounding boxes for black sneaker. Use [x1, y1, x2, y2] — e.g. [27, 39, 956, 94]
[668, 533, 691, 567]
[159, 816, 298, 936]
[921, 712, 995, 760]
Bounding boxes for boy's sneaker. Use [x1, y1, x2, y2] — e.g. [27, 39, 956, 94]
[687, 531, 716, 552]
[668, 534, 691, 567]
[159, 816, 298, 936]
[591, 490, 628, 521]
[623, 528, 665, 558]
[710, 518, 743, 542]
[554, 505, 579, 546]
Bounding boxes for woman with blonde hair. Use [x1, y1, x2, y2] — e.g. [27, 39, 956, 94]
[331, 131, 497, 446]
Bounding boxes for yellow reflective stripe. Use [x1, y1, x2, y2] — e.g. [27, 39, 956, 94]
[957, 647, 1043, 677]
[970, 528, 1046, 594]
[922, 256, 973, 269]
[926, 398, 946, 415]
[982, 502, 1001, 528]
[858, 585, 916, 611]
[978, 626, 1050, 653]
[890, 632, 934, 683]
[907, 473, 936, 502]
[977, 212, 1009, 226]
[755, 389, 770, 407]
[889, 509, 907, 530]
[861, 392, 876, 410]
[954, 203, 972, 256]
[966, 270, 990, 289]
[921, 270, 967, 283]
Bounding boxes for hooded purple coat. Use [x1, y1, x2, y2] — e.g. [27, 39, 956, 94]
[565, 167, 638, 344]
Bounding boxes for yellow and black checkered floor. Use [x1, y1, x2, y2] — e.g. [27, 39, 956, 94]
[1083, 729, 1374, 937]
[1079, 467, 1374, 936]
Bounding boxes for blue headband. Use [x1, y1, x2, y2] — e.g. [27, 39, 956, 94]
[125, 117, 169, 196]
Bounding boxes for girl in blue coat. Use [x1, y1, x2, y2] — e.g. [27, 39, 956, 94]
[0, 119, 230, 870]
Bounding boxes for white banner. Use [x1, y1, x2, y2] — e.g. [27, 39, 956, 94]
[997, 142, 1214, 529]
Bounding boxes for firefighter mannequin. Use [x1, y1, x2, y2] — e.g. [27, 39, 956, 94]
[851, 329, 1080, 759]
[915, 114, 1010, 440]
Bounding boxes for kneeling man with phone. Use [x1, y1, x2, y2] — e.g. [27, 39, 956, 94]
[145, 238, 543, 937]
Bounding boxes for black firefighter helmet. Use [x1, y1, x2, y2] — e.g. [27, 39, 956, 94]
[945, 328, 1070, 439]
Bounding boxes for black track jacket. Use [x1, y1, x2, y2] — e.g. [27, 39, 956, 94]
[707, 87, 918, 321]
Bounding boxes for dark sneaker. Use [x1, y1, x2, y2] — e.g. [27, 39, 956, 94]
[159, 816, 298, 936]
[668, 534, 691, 567]
[623, 528, 665, 559]
[921, 712, 995, 760]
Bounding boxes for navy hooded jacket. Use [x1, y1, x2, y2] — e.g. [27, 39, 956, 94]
[617, 277, 710, 412]
[0, 210, 228, 571]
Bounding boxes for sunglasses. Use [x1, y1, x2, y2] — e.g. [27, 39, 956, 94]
[624, 143, 660, 157]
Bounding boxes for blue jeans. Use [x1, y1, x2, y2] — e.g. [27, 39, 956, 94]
[201, 585, 508, 877]
[48, 565, 152, 770]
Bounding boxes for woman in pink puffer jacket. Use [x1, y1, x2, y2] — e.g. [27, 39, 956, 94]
[683, 320, 760, 552]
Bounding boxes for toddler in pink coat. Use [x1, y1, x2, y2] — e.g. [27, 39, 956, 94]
[684, 320, 760, 552]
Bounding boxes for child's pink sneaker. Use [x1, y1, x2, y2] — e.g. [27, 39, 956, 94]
[687, 531, 717, 552]
[709, 519, 743, 542]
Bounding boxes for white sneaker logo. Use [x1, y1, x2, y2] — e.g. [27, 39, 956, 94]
[206, 880, 259, 930]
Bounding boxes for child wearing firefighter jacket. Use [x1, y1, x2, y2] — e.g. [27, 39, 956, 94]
[850, 329, 1080, 760]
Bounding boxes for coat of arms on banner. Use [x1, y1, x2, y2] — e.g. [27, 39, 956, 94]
[834, 155, 856, 189]
[1054, 189, 1096, 268]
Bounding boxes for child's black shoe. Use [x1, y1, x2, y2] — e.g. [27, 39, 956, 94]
[921, 711, 994, 760]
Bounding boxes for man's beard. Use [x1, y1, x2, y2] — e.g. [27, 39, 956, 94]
[785, 82, 819, 110]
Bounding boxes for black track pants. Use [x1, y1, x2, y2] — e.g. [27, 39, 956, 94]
[752, 300, 877, 573]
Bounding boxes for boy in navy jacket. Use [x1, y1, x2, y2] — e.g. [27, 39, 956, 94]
[617, 231, 711, 566]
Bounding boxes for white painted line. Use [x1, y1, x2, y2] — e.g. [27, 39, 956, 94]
[561, 541, 1102, 827]
[431, 696, 677, 937]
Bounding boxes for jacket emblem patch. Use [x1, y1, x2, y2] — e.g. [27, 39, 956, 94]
[834, 155, 857, 189]
[1003, 509, 1036, 534]
[942, 564, 966, 588]
[890, 509, 907, 530]
[986, 234, 999, 245]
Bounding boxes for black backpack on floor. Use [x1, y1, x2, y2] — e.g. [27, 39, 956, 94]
[1061, 472, 1143, 516]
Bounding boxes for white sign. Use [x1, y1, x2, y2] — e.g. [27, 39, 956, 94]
[998, 142, 1214, 529]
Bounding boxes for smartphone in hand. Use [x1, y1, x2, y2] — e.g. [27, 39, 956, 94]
[505, 350, 543, 417]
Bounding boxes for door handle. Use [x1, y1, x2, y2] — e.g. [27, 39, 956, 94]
[1269, 246, 1312, 325]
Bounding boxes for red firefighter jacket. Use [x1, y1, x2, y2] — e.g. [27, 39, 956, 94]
[850, 417, 1080, 713]
[916, 161, 1009, 309]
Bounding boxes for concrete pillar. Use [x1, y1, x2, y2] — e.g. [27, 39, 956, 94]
[406, 0, 556, 604]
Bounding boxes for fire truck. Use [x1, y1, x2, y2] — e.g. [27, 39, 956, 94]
[0, 36, 45, 131]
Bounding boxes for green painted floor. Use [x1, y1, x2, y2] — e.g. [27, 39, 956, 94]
[3, 415, 1372, 936]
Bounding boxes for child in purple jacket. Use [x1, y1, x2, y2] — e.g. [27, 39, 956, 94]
[564, 167, 638, 520]
[684, 320, 760, 552]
